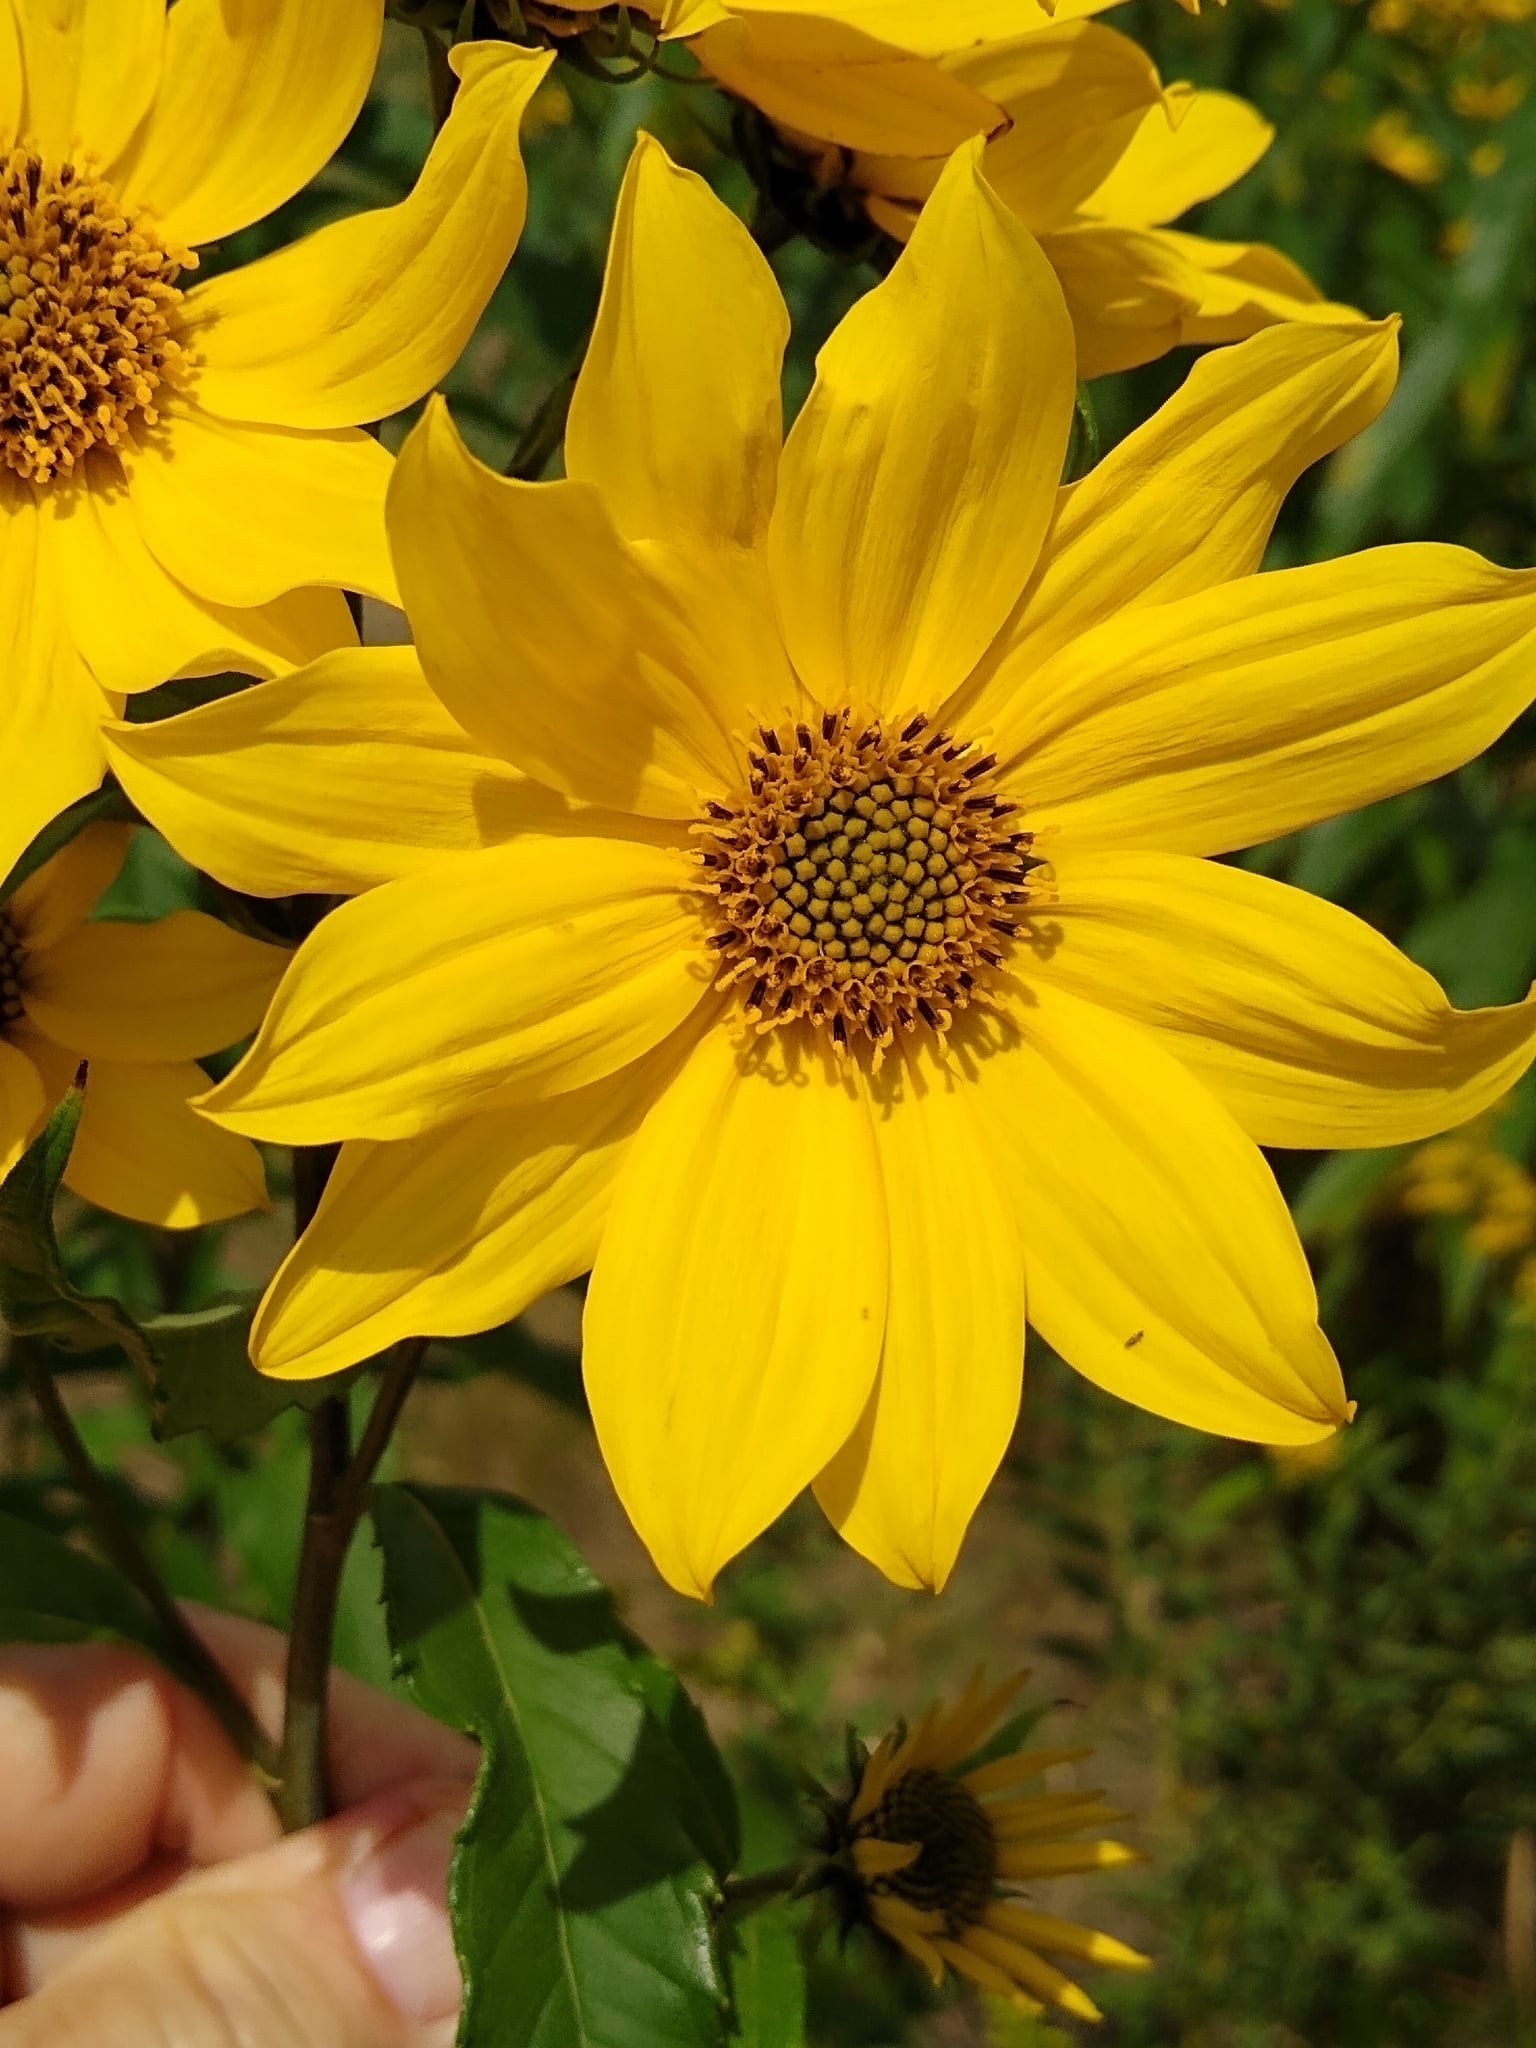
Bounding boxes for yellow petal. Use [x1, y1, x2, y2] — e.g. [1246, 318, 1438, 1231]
[1084, 86, 1272, 226]
[1006, 545, 1536, 858]
[930, 1935, 1044, 2014]
[251, 1024, 701, 1380]
[969, 983, 1349, 1444]
[114, 0, 380, 247]
[871, 1897, 947, 1984]
[1030, 849, 1536, 1150]
[770, 140, 1073, 717]
[984, 1901, 1151, 1972]
[996, 1838, 1144, 1878]
[584, 1024, 887, 1600]
[990, 1793, 1123, 1838]
[733, 0, 1116, 54]
[5, 823, 133, 951]
[14, 0, 164, 166]
[44, 483, 354, 699]
[956, 318, 1397, 729]
[698, 11, 1004, 156]
[940, 23, 1168, 233]
[390, 398, 749, 817]
[814, 1048, 1025, 1591]
[853, 1837, 921, 1877]
[126, 407, 397, 610]
[962, 1747, 1094, 1795]
[188, 43, 553, 429]
[0, 490, 111, 877]
[0, 4, 21, 136]
[567, 134, 787, 550]
[201, 836, 710, 1143]
[926, 1670, 1030, 1770]
[66, 1055, 270, 1227]
[0, 1038, 45, 1179]
[958, 1927, 1102, 2021]
[1167, 228, 1361, 346]
[1035, 218, 1196, 378]
[105, 647, 546, 899]
[24, 912, 287, 1064]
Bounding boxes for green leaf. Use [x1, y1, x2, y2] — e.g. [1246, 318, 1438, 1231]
[0, 1503, 193, 1675]
[373, 1481, 735, 2048]
[0, 783, 138, 905]
[0, 1091, 345, 1439]
[725, 1905, 805, 2048]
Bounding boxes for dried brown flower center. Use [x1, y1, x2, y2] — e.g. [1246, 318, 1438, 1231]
[0, 149, 193, 485]
[695, 710, 1038, 1054]
[0, 911, 26, 1026]
[864, 1766, 998, 1932]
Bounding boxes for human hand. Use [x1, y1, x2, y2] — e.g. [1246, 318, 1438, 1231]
[0, 1607, 479, 2048]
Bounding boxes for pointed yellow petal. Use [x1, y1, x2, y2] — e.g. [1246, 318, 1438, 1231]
[735, 0, 1115, 54]
[25, 913, 287, 1064]
[105, 647, 543, 899]
[958, 317, 1397, 727]
[850, 1730, 903, 1822]
[963, 1747, 1093, 1796]
[252, 1027, 700, 1380]
[14, 0, 163, 165]
[1007, 545, 1536, 859]
[872, 1898, 947, 1984]
[928, 1670, 1031, 1770]
[202, 838, 709, 1143]
[1085, 86, 1272, 226]
[44, 484, 353, 699]
[770, 139, 1073, 717]
[5, 824, 133, 952]
[390, 398, 744, 817]
[0, 1040, 45, 1180]
[584, 1025, 887, 1600]
[990, 1794, 1125, 1839]
[567, 134, 787, 550]
[984, 1901, 1151, 1972]
[1166, 228, 1359, 346]
[931, 1934, 1045, 2013]
[1032, 217, 1194, 379]
[816, 1051, 1024, 1591]
[1033, 849, 1536, 1150]
[971, 984, 1349, 1444]
[114, 0, 379, 245]
[960, 1926, 1103, 2021]
[126, 409, 397, 611]
[996, 1838, 1145, 1879]
[189, 43, 552, 430]
[853, 1836, 921, 1877]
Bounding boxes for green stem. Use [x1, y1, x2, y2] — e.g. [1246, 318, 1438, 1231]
[719, 1861, 806, 1912]
[11, 1336, 280, 1780]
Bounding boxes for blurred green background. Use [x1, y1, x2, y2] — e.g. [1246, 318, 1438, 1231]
[13, 1, 1536, 2042]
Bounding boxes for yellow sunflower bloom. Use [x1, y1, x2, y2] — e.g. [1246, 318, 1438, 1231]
[822, 1671, 1147, 2021]
[118, 138, 1536, 1600]
[0, 0, 553, 859]
[0, 821, 284, 1223]
[845, 31, 1358, 378]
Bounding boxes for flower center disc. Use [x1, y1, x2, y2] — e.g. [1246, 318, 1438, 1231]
[0, 911, 26, 1025]
[864, 1766, 998, 1932]
[696, 710, 1037, 1054]
[0, 149, 192, 485]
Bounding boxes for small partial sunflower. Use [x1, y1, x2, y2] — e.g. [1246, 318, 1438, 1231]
[820, 1672, 1148, 2023]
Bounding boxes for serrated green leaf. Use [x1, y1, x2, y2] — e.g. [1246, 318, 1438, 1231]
[725, 1905, 805, 2048]
[0, 1504, 194, 1677]
[373, 1481, 733, 2048]
[149, 1297, 353, 1441]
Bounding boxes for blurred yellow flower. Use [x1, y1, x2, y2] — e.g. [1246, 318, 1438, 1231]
[0, 822, 283, 1223]
[0, 0, 552, 871]
[824, 1672, 1147, 2021]
[123, 140, 1536, 1599]
[1399, 1128, 1536, 1262]
[1365, 109, 1448, 184]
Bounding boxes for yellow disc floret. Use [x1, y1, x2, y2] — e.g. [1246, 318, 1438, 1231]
[0, 149, 193, 485]
[695, 709, 1039, 1055]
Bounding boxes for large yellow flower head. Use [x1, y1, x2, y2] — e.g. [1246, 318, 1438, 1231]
[0, 0, 552, 866]
[0, 823, 284, 1222]
[115, 137, 1536, 1602]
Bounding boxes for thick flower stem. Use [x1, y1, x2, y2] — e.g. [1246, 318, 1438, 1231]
[719, 1862, 807, 1913]
[10, 1334, 280, 1780]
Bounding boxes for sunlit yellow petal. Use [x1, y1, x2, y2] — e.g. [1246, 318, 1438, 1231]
[106, 647, 550, 899]
[252, 1025, 704, 1380]
[969, 984, 1349, 1444]
[0, 1038, 44, 1178]
[770, 140, 1073, 717]
[984, 1901, 1151, 1972]
[1168, 229, 1361, 346]
[126, 407, 397, 610]
[201, 837, 710, 1143]
[815, 1049, 1024, 1591]
[926, 1670, 1030, 1770]
[0, 4, 21, 136]
[719, 0, 1116, 61]
[1035, 218, 1194, 379]
[1084, 86, 1272, 226]
[871, 1898, 947, 1983]
[1004, 545, 1536, 858]
[955, 319, 1398, 730]
[189, 43, 553, 430]
[931, 1935, 1044, 2013]
[1031, 849, 1536, 1149]
[114, 0, 381, 247]
[24, 912, 287, 1064]
[69, 1056, 270, 1227]
[14, 0, 163, 166]
[584, 1024, 887, 1600]
[5, 823, 132, 951]
[997, 1838, 1144, 1879]
[567, 134, 787, 550]
[390, 398, 747, 817]
[959, 1927, 1102, 2021]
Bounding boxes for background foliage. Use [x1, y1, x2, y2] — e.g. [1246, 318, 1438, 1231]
[5, 1, 1536, 2042]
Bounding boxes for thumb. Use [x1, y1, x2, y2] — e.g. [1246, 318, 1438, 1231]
[0, 1781, 470, 2048]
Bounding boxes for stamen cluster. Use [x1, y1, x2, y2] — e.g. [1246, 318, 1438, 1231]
[0, 150, 193, 485]
[863, 1766, 999, 1933]
[0, 911, 25, 1026]
[695, 709, 1038, 1054]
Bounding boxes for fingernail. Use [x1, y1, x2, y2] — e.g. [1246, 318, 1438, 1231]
[342, 1803, 465, 2025]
